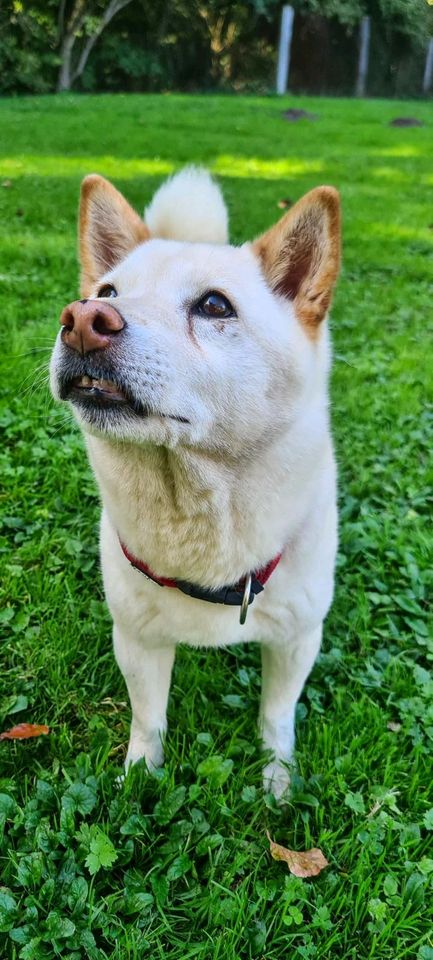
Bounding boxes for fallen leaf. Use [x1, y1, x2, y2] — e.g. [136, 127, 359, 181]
[266, 831, 329, 878]
[100, 697, 127, 713]
[277, 198, 292, 209]
[1, 179, 12, 188]
[387, 721, 401, 732]
[0, 723, 50, 741]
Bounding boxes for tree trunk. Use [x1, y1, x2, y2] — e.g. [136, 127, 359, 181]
[56, 0, 88, 92]
[56, 0, 133, 92]
[57, 33, 76, 91]
[71, 0, 133, 85]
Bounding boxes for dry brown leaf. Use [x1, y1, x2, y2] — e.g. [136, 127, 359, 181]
[266, 831, 329, 878]
[100, 697, 127, 714]
[277, 197, 292, 209]
[0, 723, 50, 741]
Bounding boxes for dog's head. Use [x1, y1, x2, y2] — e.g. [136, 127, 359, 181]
[50, 172, 340, 456]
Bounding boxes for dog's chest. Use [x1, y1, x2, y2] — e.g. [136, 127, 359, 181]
[86, 428, 337, 637]
[86, 435, 305, 586]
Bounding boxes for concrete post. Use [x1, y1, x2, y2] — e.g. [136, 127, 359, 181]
[356, 16, 371, 97]
[423, 38, 433, 94]
[276, 6, 294, 96]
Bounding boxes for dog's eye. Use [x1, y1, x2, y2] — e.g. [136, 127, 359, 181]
[195, 291, 235, 319]
[97, 284, 118, 299]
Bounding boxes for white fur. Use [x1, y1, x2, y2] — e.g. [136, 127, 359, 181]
[50, 171, 338, 799]
[144, 167, 228, 243]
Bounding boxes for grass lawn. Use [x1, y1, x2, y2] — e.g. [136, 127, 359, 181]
[0, 92, 432, 960]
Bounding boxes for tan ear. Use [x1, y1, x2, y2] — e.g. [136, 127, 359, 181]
[79, 175, 150, 296]
[252, 186, 340, 335]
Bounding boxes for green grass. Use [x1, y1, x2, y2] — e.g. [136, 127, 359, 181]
[0, 92, 432, 960]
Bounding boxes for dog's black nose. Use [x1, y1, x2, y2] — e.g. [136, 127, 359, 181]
[59, 299, 124, 354]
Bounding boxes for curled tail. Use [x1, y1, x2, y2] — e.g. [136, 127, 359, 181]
[145, 166, 228, 244]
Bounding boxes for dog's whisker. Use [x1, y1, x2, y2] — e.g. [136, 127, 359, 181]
[47, 413, 76, 439]
[6, 348, 52, 358]
[18, 359, 49, 378]
[21, 375, 50, 401]
[19, 378, 48, 398]
[21, 337, 56, 344]
[18, 367, 49, 393]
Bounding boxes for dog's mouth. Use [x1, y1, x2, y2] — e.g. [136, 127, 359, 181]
[60, 371, 142, 411]
[59, 371, 189, 424]
[69, 374, 129, 403]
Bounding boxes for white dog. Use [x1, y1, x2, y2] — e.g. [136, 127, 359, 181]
[50, 168, 340, 798]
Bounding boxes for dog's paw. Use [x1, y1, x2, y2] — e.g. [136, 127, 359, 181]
[262, 759, 292, 802]
[125, 737, 164, 774]
[116, 749, 164, 789]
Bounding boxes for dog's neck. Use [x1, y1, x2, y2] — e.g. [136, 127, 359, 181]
[86, 418, 331, 587]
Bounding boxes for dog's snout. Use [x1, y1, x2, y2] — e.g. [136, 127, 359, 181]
[59, 299, 125, 354]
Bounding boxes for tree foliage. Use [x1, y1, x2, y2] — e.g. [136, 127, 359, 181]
[0, 0, 431, 96]
[292, 0, 432, 39]
[56, 0, 133, 91]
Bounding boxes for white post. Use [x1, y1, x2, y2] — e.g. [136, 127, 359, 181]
[356, 16, 370, 97]
[423, 38, 433, 94]
[276, 5, 294, 96]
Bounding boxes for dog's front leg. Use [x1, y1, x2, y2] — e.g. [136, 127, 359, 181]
[259, 625, 322, 799]
[113, 627, 175, 772]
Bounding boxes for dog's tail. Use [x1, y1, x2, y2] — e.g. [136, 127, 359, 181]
[145, 166, 228, 244]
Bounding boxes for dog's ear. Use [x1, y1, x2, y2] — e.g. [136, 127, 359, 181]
[252, 186, 340, 335]
[79, 175, 150, 296]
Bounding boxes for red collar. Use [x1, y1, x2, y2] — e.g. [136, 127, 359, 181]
[119, 539, 282, 623]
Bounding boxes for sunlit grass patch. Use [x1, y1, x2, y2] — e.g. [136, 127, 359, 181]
[213, 155, 324, 179]
[1, 155, 175, 178]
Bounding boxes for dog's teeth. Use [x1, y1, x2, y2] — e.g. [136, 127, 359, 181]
[99, 378, 124, 396]
[73, 374, 125, 399]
